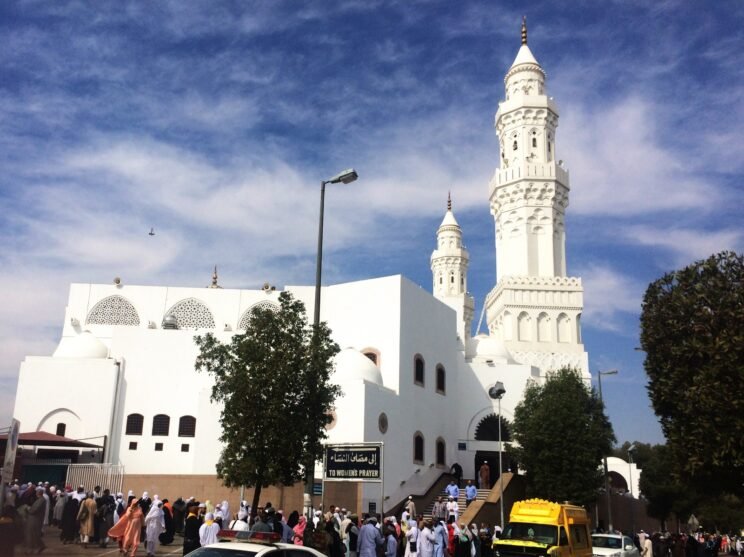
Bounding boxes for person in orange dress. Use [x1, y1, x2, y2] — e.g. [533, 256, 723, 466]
[109, 498, 145, 557]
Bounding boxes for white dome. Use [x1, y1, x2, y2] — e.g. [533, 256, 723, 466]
[469, 334, 512, 364]
[53, 331, 109, 359]
[331, 348, 384, 386]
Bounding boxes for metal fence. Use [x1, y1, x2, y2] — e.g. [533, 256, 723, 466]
[65, 464, 124, 493]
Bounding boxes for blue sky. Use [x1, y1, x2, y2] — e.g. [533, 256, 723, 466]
[1, 1, 742, 446]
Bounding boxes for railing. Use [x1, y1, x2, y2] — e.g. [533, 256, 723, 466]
[490, 163, 569, 188]
[66, 464, 124, 493]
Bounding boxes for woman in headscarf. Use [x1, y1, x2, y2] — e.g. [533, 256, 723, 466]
[115, 493, 125, 523]
[454, 523, 472, 557]
[159, 499, 175, 545]
[77, 493, 98, 548]
[220, 500, 230, 524]
[470, 525, 481, 557]
[53, 490, 66, 526]
[183, 503, 201, 556]
[60, 493, 79, 544]
[198, 513, 220, 547]
[229, 509, 249, 531]
[145, 501, 166, 557]
[287, 510, 300, 529]
[108, 498, 144, 557]
[205, 500, 214, 514]
[293, 515, 307, 545]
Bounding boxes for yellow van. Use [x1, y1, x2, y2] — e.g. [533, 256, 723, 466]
[494, 499, 592, 557]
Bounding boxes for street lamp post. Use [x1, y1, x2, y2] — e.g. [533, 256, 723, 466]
[628, 444, 636, 535]
[489, 382, 506, 528]
[304, 168, 359, 519]
[597, 369, 618, 533]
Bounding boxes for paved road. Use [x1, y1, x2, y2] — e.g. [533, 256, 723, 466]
[17, 529, 186, 557]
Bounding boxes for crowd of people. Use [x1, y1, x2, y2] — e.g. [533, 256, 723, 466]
[1, 479, 743, 557]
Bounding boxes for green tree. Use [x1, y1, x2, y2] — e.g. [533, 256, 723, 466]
[194, 291, 340, 519]
[511, 367, 615, 507]
[640, 251, 744, 495]
[611, 441, 653, 469]
[636, 443, 692, 527]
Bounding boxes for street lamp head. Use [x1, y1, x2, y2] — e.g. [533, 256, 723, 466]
[599, 369, 619, 376]
[628, 443, 636, 454]
[488, 381, 506, 400]
[326, 168, 358, 185]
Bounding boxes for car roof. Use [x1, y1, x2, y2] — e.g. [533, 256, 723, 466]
[592, 534, 623, 538]
[204, 541, 326, 556]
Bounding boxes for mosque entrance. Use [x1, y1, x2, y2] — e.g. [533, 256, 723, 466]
[474, 413, 514, 489]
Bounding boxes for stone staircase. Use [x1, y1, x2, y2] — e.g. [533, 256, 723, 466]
[423, 483, 491, 518]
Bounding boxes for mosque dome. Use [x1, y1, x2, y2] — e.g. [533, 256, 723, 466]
[331, 347, 384, 386]
[469, 334, 512, 364]
[162, 314, 179, 329]
[53, 331, 109, 359]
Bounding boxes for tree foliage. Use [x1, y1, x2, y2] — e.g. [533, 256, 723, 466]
[511, 367, 615, 507]
[194, 291, 340, 517]
[636, 443, 692, 523]
[640, 251, 744, 495]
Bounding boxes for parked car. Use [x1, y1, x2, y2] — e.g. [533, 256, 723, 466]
[592, 534, 639, 557]
[189, 531, 327, 557]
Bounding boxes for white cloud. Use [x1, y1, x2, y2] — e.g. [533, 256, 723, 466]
[578, 264, 643, 332]
[557, 96, 716, 216]
[621, 225, 743, 265]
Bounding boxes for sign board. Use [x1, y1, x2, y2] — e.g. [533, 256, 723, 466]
[324, 443, 382, 482]
[1, 419, 20, 484]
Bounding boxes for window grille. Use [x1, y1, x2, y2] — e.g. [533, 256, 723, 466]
[125, 414, 144, 435]
[152, 414, 170, 436]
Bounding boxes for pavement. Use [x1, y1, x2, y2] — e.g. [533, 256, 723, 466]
[16, 529, 186, 557]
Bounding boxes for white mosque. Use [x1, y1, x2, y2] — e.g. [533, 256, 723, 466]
[11, 24, 591, 511]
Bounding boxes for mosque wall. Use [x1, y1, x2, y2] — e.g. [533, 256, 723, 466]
[13, 357, 118, 445]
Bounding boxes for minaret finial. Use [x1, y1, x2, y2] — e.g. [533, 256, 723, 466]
[521, 16, 527, 45]
[447, 191, 452, 212]
[209, 265, 221, 288]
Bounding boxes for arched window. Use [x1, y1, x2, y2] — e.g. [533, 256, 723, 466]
[475, 414, 512, 442]
[436, 438, 446, 466]
[125, 413, 144, 436]
[56, 423, 66, 437]
[537, 312, 550, 342]
[163, 298, 215, 329]
[413, 432, 424, 464]
[238, 301, 280, 330]
[152, 414, 170, 436]
[414, 355, 425, 386]
[518, 312, 531, 341]
[362, 348, 381, 367]
[576, 313, 582, 343]
[532, 137, 537, 148]
[178, 416, 196, 437]
[436, 365, 446, 395]
[86, 295, 140, 326]
[512, 140, 518, 151]
[557, 313, 571, 343]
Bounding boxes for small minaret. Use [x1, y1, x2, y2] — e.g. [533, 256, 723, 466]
[431, 193, 475, 344]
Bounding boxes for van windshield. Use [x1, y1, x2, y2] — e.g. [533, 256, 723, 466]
[502, 523, 558, 545]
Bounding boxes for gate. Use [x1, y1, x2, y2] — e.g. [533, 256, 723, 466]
[65, 464, 124, 493]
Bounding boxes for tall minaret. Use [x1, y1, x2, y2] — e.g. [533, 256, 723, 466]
[431, 194, 475, 345]
[485, 19, 588, 375]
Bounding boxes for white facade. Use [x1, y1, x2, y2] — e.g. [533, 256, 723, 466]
[12, 26, 589, 511]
